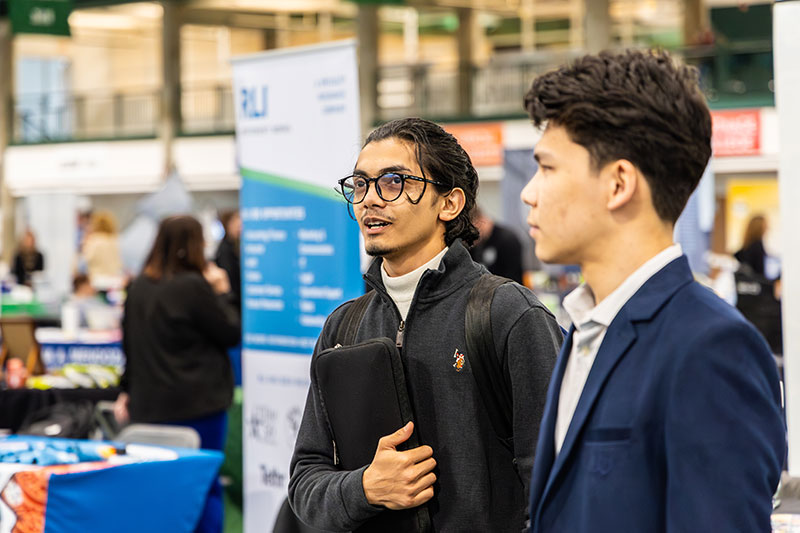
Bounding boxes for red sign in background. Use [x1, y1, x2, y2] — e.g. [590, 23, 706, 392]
[711, 109, 761, 157]
[443, 122, 504, 167]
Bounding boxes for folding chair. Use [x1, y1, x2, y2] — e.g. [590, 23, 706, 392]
[0, 316, 45, 379]
[116, 424, 201, 449]
[92, 401, 201, 449]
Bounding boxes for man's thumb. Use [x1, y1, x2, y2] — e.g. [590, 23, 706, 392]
[381, 421, 413, 449]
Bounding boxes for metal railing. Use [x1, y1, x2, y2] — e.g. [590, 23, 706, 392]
[182, 84, 235, 134]
[13, 89, 159, 143]
[375, 44, 774, 120]
[10, 44, 773, 144]
[12, 83, 234, 143]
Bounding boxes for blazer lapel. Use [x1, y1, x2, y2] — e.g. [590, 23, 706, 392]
[534, 256, 696, 519]
[538, 312, 637, 512]
[529, 325, 574, 520]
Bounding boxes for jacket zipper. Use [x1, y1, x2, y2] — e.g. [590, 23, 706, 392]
[363, 273, 410, 350]
[396, 320, 405, 349]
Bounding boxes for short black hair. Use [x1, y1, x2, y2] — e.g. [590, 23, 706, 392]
[365, 117, 480, 247]
[524, 49, 712, 223]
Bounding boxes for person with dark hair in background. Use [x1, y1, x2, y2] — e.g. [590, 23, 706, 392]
[289, 117, 562, 531]
[470, 206, 525, 284]
[113, 215, 240, 533]
[214, 209, 242, 313]
[12, 229, 44, 287]
[522, 50, 785, 532]
[735, 214, 769, 277]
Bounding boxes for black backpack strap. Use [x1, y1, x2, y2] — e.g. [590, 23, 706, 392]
[336, 291, 376, 346]
[465, 274, 514, 452]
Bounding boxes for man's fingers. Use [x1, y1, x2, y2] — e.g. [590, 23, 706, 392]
[411, 457, 437, 480]
[401, 444, 434, 464]
[411, 471, 437, 495]
[410, 485, 435, 507]
[378, 422, 414, 450]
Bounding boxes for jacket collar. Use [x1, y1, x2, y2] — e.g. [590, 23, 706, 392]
[531, 256, 695, 527]
[363, 239, 482, 305]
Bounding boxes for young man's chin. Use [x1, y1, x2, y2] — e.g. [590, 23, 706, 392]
[534, 247, 565, 266]
[365, 243, 396, 257]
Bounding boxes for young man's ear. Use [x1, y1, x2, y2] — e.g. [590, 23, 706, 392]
[439, 188, 466, 222]
[605, 159, 639, 212]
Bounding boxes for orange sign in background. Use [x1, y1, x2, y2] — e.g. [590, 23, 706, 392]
[443, 122, 504, 167]
[711, 109, 761, 157]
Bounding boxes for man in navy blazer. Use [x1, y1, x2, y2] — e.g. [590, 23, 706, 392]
[521, 50, 786, 532]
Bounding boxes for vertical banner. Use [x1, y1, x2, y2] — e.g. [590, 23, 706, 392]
[232, 41, 362, 531]
[774, 0, 800, 476]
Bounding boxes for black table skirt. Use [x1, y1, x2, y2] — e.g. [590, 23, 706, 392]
[0, 387, 120, 433]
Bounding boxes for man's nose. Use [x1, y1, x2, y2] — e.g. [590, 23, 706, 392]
[362, 180, 385, 206]
[521, 174, 538, 207]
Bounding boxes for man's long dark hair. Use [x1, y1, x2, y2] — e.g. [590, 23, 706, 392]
[364, 117, 480, 247]
[143, 215, 206, 280]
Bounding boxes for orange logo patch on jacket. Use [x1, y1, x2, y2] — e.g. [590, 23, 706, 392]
[453, 349, 465, 372]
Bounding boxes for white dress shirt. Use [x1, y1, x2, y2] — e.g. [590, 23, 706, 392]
[554, 244, 683, 454]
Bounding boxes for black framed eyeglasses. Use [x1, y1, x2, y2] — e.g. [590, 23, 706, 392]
[337, 172, 448, 204]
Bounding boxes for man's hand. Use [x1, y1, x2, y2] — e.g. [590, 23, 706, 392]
[362, 422, 437, 510]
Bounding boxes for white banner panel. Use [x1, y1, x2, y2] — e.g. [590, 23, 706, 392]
[232, 40, 362, 531]
[242, 350, 313, 527]
[774, 0, 800, 475]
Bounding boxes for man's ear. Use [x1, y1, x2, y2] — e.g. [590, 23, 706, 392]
[439, 188, 466, 222]
[605, 159, 639, 212]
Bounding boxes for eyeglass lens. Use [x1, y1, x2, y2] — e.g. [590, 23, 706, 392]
[343, 173, 409, 203]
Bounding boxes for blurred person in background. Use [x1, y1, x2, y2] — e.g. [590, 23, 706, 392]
[214, 209, 241, 313]
[735, 214, 769, 277]
[733, 214, 782, 354]
[82, 210, 124, 291]
[113, 215, 240, 533]
[12, 229, 44, 287]
[69, 274, 114, 329]
[470, 206, 525, 284]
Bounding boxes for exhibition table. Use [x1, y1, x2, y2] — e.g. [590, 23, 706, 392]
[0, 436, 222, 533]
[36, 328, 124, 371]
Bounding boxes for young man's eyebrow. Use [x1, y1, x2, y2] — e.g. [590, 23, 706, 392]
[533, 149, 553, 164]
[351, 165, 411, 176]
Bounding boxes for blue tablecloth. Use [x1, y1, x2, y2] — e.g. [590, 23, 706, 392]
[0, 436, 223, 533]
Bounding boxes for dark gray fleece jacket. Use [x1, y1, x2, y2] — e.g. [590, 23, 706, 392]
[289, 241, 563, 532]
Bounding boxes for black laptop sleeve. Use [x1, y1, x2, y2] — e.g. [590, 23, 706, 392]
[312, 337, 431, 532]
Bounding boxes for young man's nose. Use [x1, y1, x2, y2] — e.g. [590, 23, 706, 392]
[520, 175, 538, 207]
[362, 180, 386, 206]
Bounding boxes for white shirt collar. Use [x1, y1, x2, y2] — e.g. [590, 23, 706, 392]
[563, 244, 683, 331]
[381, 247, 448, 320]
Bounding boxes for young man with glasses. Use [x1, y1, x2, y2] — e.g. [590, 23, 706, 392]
[522, 50, 785, 532]
[289, 117, 563, 531]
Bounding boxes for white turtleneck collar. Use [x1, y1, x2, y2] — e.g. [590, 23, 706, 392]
[380, 247, 449, 320]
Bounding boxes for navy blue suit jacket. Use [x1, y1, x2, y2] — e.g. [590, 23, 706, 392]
[528, 256, 785, 532]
